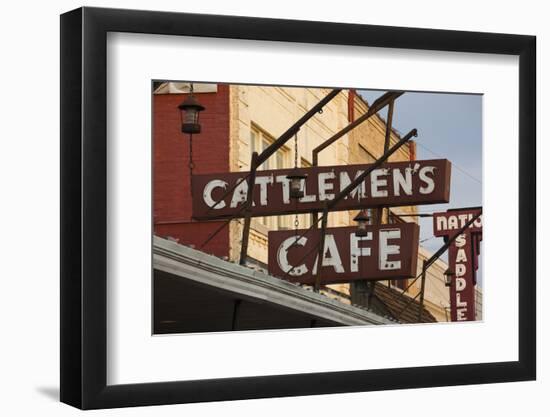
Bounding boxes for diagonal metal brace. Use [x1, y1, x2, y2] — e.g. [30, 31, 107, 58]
[396, 209, 482, 322]
[312, 128, 418, 290]
[239, 89, 342, 265]
[312, 91, 403, 166]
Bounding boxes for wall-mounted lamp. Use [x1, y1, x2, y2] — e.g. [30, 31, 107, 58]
[178, 94, 205, 134]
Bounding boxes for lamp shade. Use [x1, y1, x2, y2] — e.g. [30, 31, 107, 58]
[178, 95, 205, 134]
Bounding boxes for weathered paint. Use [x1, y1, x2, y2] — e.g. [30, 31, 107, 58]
[267, 223, 419, 285]
[448, 233, 476, 321]
[192, 159, 451, 219]
[433, 208, 483, 321]
[433, 209, 482, 237]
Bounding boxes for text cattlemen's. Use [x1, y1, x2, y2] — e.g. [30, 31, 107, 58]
[192, 159, 451, 219]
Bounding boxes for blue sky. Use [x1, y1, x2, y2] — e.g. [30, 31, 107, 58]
[359, 90, 483, 284]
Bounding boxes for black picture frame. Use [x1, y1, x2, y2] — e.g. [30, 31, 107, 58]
[60, 6, 536, 409]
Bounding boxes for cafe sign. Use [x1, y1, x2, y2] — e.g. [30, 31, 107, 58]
[267, 223, 419, 285]
[192, 159, 451, 220]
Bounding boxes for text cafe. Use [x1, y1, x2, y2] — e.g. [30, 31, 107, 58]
[268, 223, 419, 284]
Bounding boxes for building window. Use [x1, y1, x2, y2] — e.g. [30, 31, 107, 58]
[250, 125, 290, 171]
[250, 124, 291, 230]
[392, 278, 408, 290]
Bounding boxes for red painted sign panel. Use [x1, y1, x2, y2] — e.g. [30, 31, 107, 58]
[433, 209, 482, 322]
[433, 209, 482, 237]
[192, 159, 451, 220]
[267, 223, 419, 285]
[448, 232, 476, 321]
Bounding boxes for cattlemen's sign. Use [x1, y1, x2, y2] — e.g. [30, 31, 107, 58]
[433, 209, 483, 322]
[267, 223, 419, 285]
[192, 159, 451, 220]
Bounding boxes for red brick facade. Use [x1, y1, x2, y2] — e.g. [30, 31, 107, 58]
[153, 85, 231, 257]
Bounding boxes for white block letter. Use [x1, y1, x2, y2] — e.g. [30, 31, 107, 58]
[350, 232, 372, 272]
[203, 179, 228, 209]
[393, 168, 413, 196]
[255, 175, 273, 206]
[379, 228, 401, 270]
[419, 166, 436, 194]
[277, 236, 308, 276]
[371, 169, 389, 198]
[318, 172, 336, 201]
[312, 234, 344, 274]
[275, 175, 291, 204]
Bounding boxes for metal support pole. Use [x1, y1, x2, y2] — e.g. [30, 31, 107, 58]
[380, 98, 395, 222]
[342, 121, 410, 307]
[257, 89, 341, 168]
[281, 129, 417, 281]
[396, 210, 482, 321]
[310, 91, 399, 230]
[311, 91, 403, 166]
[314, 204, 329, 292]
[383, 100, 395, 154]
[309, 128, 417, 291]
[417, 259, 428, 322]
[365, 277, 376, 307]
[378, 99, 395, 290]
[311, 92, 401, 286]
[327, 129, 417, 212]
[231, 299, 242, 331]
[424, 210, 482, 271]
[239, 152, 258, 265]
[235, 90, 340, 264]
[204, 89, 341, 217]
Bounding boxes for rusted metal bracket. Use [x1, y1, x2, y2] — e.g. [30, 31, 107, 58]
[312, 128, 418, 291]
[239, 152, 259, 264]
[376, 97, 395, 295]
[378, 97, 395, 224]
[417, 259, 429, 322]
[238, 89, 342, 265]
[396, 210, 482, 322]
[311, 91, 403, 166]
[311, 91, 402, 230]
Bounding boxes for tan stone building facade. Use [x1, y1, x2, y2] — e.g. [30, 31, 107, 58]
[221, 84, 452, 322]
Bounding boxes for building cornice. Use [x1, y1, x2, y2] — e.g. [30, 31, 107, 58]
[154, 236, 393, 326]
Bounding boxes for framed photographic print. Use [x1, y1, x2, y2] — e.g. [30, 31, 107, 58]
[60, 6, 536, 409]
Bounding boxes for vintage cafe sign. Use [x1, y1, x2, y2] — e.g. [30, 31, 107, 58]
[433, 209, 483, 322]
[192, 159, 451, 220]
[268, 223, 419, 285]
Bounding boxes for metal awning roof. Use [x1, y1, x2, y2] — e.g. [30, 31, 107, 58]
[154, 236, 393, 328]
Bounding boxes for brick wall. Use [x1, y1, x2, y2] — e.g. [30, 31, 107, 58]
[153, 85, 230, 257]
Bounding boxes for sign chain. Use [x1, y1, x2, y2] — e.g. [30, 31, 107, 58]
[188, 83, 195, 195]
[293, 132, 299, 241]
